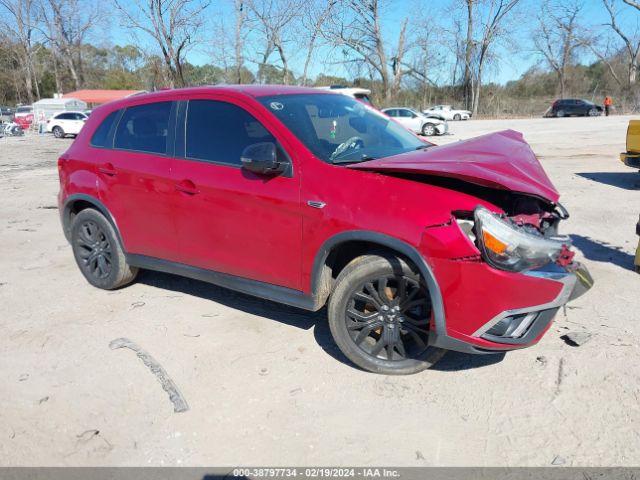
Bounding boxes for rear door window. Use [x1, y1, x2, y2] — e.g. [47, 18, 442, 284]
[185, 99, 276, 166]
[114, 102, 172, 155]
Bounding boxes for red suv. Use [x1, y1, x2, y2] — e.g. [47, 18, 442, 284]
[58, 86, 593, 374]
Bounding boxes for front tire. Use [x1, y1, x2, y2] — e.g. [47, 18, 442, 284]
[70, 209, 138, 290]
[52, 126, 65, 138]
[422, 123, 436, 136]
[453, 113, 461, 121]
[556, 109, 565, 118]
[328, 254, 446, 375]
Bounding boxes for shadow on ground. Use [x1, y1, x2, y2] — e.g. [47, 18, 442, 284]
[576, 171, 640, 190]
[138, 270, 507, 373]
[432, 350, 506, 371]
[137, 269, 321, 331]
[570, 234, 636, 271]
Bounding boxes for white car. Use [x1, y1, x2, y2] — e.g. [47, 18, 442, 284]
[47, 111, 88, 138]
[316, 86, 373, 106]
[381, 107, 448, 136]
[423, 105, 471, 121]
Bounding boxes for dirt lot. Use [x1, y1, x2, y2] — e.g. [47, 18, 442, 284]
[1, 115, 639, 467]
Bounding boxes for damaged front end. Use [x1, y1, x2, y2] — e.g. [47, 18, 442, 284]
[442, 201, 594, 348]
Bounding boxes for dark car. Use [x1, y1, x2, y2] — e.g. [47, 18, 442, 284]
[57, 85, 593, 374]
[547, 99, 603, 118]
[0, 106, 15, 122]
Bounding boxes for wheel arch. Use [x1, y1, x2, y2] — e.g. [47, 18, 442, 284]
[62, 194, 125, 250]
[310, 231, 445, 330]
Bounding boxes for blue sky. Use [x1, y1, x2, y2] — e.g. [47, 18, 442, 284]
[105, 0, 640, 85]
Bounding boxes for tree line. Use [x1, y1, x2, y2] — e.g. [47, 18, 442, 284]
[1, 0, 639, 116]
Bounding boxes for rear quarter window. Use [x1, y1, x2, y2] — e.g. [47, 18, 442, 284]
[90, 110, 119, 148]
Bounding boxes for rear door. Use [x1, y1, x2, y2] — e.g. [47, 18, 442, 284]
[54, 112, 73, 130]
[68, 113, 87, 134]
[95, 101, 180, 261]
[169, 96, 302, 289]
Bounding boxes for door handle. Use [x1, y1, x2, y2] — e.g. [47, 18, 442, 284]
[175, 179, 199, 195]
[98, 163, 117, 176]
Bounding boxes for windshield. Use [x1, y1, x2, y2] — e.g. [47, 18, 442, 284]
[258, 93, 426, 164]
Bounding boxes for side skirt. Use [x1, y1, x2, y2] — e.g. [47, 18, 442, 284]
[126, 254, 321, 312]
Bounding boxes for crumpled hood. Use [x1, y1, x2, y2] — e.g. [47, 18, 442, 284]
[349, 130, 560, 203]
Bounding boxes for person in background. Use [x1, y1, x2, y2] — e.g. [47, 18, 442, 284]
[604, 95, 613, 116]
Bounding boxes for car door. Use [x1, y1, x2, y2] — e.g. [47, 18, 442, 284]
[576, 100, 588, 115]
[54, 113, 72, 131]
[398, 109, 421, 132]
[170, 97, 302, 290]
[95, 101, 181, 261]
[68, 113, 86, 134]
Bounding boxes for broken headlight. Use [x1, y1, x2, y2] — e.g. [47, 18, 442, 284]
[474, 206, 569, 272]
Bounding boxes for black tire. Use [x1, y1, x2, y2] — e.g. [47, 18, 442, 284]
[453, 113, 461, 121]
[70, 209, 138, 290]
[421, 123, 436, 136]
[588, 108, 598, 116]
[53, 126, 65, 138]
[328, 253, 446, 375]
[556, 109, 565, 118]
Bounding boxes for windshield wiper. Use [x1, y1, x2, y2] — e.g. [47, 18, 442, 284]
[332, 155, 377, 165]
[415, 144, 432, 150]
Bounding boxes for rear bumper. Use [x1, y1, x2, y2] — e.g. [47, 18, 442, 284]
[427, 260, 594, 355]
[621, 152, 640, 169]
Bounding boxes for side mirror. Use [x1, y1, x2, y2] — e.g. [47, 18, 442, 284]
[241, 142, 289, 175]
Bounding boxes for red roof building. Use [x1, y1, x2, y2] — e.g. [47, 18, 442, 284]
[62, 89, 146, 105]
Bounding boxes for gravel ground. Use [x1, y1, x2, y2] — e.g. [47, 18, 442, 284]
[0, 115, 638, 467]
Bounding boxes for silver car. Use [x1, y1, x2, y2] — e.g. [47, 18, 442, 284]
[382, 107, 448, 136]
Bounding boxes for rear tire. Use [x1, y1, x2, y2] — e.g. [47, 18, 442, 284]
[70, 209, 138, 290]
[53, 126, 65, 138]
[328, 253, 446, 375]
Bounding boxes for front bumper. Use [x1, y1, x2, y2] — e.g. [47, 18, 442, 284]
[620, 152, 640, 169]
[425, 256, 593, 354]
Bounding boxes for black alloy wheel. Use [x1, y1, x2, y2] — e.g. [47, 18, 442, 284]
[346, 275, 431, 362]
[328, 254, 446, 374]
[70, 208, 138, 289]
[75, 220, 113, 280]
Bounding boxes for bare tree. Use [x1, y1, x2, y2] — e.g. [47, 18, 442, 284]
[0, 0, 39, 103]
[300, 0, 335, 86]
[41, 0, 100, 91]
[114, 0, 210, 87]
[534, 0, 584, 97]
[468, 0, 521, 115]
[602, 0, 640, 86]
[462, 0, 474, 110]
[246, 0, 301, 85]
[233, 0, 247, 83]
[325, 0, 410, 100]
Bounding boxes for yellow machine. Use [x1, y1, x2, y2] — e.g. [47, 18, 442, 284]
[621, 121, 640, 271]
[621, 120, 640, 170]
